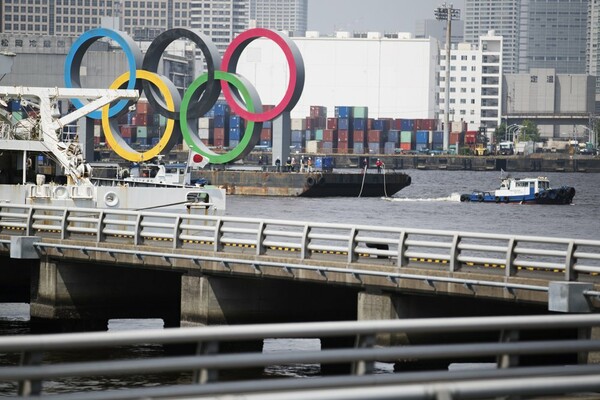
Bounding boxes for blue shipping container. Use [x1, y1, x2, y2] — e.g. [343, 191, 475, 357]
[291, 130, 303, 142]
[338, 118, 351, 130]
[229, 127, 241, 141]
[334, 106, 353, 118]
[229, 115, 242, 128]
[387, 130, 400, 144]
[213, 103, 230, 116]
[432, 131, 444, 144]
[401, 119, 415, 132]
[416, 130, 429, 144]
[353, 118, 366, 131]
[214, 115, 228, 128]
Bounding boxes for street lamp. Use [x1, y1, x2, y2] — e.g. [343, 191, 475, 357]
[435, 3, 460, 152]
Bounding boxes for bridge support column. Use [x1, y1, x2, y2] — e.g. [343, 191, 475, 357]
[181, 271, 226, 327]
[357, 290, 409, 347]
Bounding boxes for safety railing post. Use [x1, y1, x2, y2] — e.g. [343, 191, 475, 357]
[497, 329, 520, 368]
[60, 209, 69, 240]
[26, 206, 34, 236]
[565, 241, 577, 281]
[213, 219, 224, 252]
[348, 228, 358, 263]
[397, 231, 408, 267]
[505, 238, 517, 277]
[256, 221, 266, 256]
[194, 341, 220, 384]
[351, 334, 376, 375]
[97, 211, 106, 243]
[17, 351, 43, 396]
[300, 224, 311, 260]
[172, 216, 183, 250]
[449, 233, 460, 272]
[134, 213, 143, 246]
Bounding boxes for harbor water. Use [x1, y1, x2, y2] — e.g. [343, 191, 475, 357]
[0, 169, 598, 394]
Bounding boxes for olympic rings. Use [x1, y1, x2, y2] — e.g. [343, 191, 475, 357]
[64, 27, 305, 165]
[181, 71, 263, 164]
[65, 28, 142, 119]
[221, 28, 305, 122]
[102, 70, 178, 162]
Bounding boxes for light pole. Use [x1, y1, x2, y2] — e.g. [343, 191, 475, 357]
[435, 3, 460, 152]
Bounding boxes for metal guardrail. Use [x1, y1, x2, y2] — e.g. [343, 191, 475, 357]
[1, 314, 600, 398]
[1, 204, 599, 277]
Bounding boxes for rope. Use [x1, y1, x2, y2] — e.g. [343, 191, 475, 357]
[358, 165, 367, 197]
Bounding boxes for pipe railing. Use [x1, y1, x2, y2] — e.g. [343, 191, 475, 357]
[1, 204, 599, 283]
[1, 314, 600, 398]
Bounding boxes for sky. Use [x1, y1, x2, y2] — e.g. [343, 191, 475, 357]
[307, 0, 465, 35]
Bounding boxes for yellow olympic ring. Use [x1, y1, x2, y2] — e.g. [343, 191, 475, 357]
[102, 70, 175, 162]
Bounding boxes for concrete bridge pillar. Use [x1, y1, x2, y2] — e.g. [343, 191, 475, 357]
[357, 290, 410, 347]
[29, 257, 182, 333]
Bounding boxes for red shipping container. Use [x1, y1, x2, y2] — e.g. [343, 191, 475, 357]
[464, 131, 477, 144]
[323, 129, 337, 142]
[368, 130, 384, 143]
[326, 118, 338, 130]
[310, 105, 327, 118]
[214, 127, 226, 143]
[260, 128, 272, 141]
[336, 140, 349, 153]
[449, 132, 464, 145]
[338, 129, 350, 142]
[353, 130, 365, 144]
[392, 119, 402, 130]
[400, 142, 412, 151]
[136, 101, 150, 114]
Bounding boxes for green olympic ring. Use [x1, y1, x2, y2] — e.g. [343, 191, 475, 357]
[180, 70, 263, 164]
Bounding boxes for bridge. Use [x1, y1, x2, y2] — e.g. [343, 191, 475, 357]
[1, 203, 600, 397]
[1, 203, 599, 332]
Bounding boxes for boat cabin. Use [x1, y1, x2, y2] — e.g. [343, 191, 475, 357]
[497, 176, 550, 197]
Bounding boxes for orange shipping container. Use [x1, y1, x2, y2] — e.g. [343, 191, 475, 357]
[337, 129, 350, 142]
[400, 142, 412, 151]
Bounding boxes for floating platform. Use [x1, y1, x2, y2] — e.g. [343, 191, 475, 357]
[193, 170, 412, 197]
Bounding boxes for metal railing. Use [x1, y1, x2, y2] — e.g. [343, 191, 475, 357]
[1, 314, 600, 399]
[1, 204, 599, 280]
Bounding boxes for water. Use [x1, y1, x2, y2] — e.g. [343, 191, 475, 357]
[0, 170, 597, 394]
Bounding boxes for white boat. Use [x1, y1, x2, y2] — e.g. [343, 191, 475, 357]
[0, 86, 225, 214]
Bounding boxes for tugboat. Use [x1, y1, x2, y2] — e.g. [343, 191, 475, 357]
[460, 176, 575, 205]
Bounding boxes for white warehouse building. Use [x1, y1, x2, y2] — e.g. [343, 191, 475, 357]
[235, 31, 440, 120]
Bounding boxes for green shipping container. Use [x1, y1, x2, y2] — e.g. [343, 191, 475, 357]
[400, 131, 413, 143]
[314, 129, 324, 141]
[353, 106, 368, 119]
[136, 126, 148, 138]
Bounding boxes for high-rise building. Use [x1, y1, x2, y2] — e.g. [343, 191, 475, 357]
[249, 0, 307, 37]
[0, 1, 250, 47]
[464, 0, 588, 75]
[464, 0, 519, 74]
[587, 0, 600, 102]
[190, 0, 249, 52]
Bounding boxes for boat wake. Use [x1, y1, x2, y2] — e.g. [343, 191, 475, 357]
[384, 193, 462, 202]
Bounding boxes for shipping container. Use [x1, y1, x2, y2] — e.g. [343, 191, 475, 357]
[352, 130, 364, 144]
[310, 105, 327, 118]
[305, 129, 314, 141]
[198, 117, 213, 129]
[353, 106, 368, 119]
[415, 118, 437, 131]
[214, 127, 228, 147]
[214, 115, 228, 129]
[415, 130, 429, 144]
[368, 129, 385, 144]
[383, 142, 396, 154]
[334, 106, 353, 118]
[263, 120, 272, 129]
[212, 102, 230, 116]
[136, 100, 150, 114]
[305, 140, 320, 153]
[260, 128, 272, 141]
[136, 126, 147, 138]
[399, 142, 412, 151]
[229, 139, 239, 148]
[400, 131, 413, 144]
[197, 128, 211, 140]
[451, 120, 467, 133]
[372, 119, 390, 132]
[338, 129, 351, 142]
[338, 117, 352, 130]
[449, 131, 464, 145]
[291, 118, 306, 131]
[291, 130, 304, 143]
[432, 131, 444, 146]
[120, 125, 136, 138]
[387, 130, 400, 144]
[323, 129, 337, 142]
[326, 117, 338, 130]
[229, 115, 242, 128]
[321, 141, 333, 152]
[314, 129, 324, 141]
[229, 127, 241, 141]
[260, 139, 271, 147]
[400, 119, 415, 132]
[465, 130, 477, 144]
[368, 143, 381, 154]
[353, 118, 366, 132]
[415, 143, 428, 152]
[353, 143, 365, 154]
[336, 140, 349, 153]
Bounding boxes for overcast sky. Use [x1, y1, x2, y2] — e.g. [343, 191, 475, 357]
[307, 0, 465, 35]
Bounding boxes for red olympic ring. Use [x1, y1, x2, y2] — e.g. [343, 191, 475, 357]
[221, 28, 305, 123]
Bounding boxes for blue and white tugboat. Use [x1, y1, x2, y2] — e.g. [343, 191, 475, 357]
[460, 175, 576, 204]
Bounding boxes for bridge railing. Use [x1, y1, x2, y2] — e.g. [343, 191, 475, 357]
[1, 314, 600, 399]
[1, 204, 600, 283]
